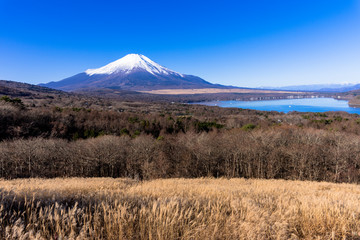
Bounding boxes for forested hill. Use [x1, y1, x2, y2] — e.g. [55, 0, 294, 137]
[0, 80, 65, 95]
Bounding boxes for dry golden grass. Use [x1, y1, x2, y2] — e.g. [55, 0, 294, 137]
[139, 88, 301, 95]
[1, 178, 360, 239]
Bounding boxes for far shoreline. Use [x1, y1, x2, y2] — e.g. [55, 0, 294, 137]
[189, 97, 360, 114]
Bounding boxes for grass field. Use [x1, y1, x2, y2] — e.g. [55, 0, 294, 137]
[1, 178, 360, 239]
[139, 88, 301, 95]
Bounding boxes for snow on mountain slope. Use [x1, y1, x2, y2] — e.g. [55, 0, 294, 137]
[40, 54, 231, 91]
[85, 54, 183, 77]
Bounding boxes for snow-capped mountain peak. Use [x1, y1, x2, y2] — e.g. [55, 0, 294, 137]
[85, 54, 183, 77]
[41, 53, 222, 91]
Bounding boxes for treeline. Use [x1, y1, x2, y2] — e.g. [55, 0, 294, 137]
[0, 103, 225, 140]
[1, 128, 360, 183]
[3, 95, 360, 183]
[3, 98, 360, 141]
[79, 88, 317, 103]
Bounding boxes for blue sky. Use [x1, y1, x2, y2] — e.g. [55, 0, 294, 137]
[0, 0, 359, 87]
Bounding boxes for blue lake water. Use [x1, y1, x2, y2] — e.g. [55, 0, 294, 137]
[192, 98, 360, 114]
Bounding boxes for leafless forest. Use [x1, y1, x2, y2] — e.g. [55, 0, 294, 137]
[1, 94, 360, 183]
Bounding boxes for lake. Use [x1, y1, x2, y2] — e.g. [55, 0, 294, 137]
[192, 98, 360, 114]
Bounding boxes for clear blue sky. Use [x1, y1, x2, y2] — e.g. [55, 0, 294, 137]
[0, 0, 359, 87]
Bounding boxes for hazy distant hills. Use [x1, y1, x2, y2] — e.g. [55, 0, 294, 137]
[261, 83, 360, 92]
[40, 54, 231, 91]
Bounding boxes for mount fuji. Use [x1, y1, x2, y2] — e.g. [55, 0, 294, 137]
[41, 54, 228, 91]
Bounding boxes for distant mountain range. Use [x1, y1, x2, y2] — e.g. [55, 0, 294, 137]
[40, 54, 231, 91]
[261, 83, 360, 92]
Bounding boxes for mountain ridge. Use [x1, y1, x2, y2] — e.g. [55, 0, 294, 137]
[261, 83, 360, 92]
[41, 54, 232, 91]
